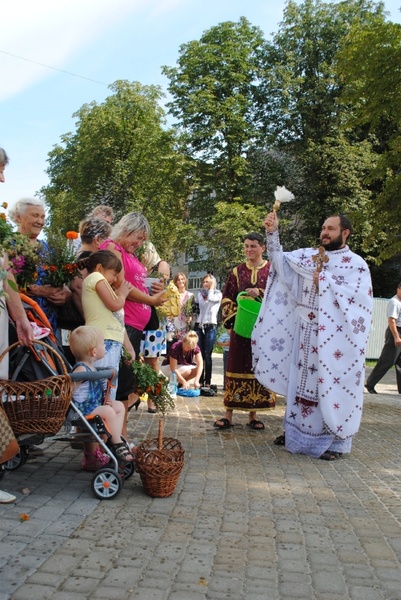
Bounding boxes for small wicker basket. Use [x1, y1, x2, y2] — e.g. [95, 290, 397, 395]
[0, 341, 73, 435]
[135, 430, 185, 498]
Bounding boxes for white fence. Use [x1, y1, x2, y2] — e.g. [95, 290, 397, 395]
[366, 298, 388, 360]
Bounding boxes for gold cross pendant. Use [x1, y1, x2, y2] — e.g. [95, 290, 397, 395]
[312, 246, 329, 291]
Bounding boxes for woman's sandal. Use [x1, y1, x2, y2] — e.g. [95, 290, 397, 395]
[274, 434, 286, 446]
[247, 419, 265, 430]
[111, 443, 135, 462]
[127, 399, 141, 413]
[213, 418, 233, 429]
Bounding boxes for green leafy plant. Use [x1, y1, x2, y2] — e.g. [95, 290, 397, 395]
[122, 350, 175, 416]
[182, 296, 195, 317]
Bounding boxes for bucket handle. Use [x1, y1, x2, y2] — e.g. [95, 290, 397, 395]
[236, 291, 263, 304]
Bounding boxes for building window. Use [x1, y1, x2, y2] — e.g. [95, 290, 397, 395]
[188, 277, 203, 290]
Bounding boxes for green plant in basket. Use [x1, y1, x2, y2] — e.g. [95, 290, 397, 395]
[122, 350, 175, 416]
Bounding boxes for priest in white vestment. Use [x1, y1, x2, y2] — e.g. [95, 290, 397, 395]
[252, 213, 373, 460]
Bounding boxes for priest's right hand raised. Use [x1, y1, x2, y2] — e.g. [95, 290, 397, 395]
[264, 212, 278, 232]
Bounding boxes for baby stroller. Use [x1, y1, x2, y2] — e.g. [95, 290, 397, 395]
[1, 295, 134, 499]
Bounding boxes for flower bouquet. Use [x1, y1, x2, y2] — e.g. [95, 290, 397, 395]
[3, 234, 40, 291]
[40, 231, 81, 288]
[0, 204, 40, 292]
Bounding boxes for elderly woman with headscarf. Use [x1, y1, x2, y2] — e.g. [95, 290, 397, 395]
[8, 197, 71, 331]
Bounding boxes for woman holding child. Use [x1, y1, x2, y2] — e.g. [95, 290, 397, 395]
[100, 213, 166, 431]
[100, 213, 166, 361]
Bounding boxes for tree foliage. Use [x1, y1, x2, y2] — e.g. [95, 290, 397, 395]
[337, 18, 401, 264]
[40, 2, 401, 295]
[255, 0, 387, 258]
[206, 202, 267, 280]
[41, 80, 193, 260]
[161, 2, 393, 282]
[162, 17, 267, 205]
[259, 0, 386, 143]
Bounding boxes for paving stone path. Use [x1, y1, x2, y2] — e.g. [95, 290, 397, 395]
[1, 358, 400, 600]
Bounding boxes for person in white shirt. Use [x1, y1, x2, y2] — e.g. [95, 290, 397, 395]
[194, 274, 222, 388]
[366, 282, 401, 393]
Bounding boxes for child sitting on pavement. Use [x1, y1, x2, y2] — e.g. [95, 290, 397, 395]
[69, 326, 134, 463]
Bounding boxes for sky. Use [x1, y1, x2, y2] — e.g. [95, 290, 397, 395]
[1, 0, 401, 211]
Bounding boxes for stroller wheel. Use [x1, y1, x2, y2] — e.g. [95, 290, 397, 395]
[4, 446, 28, 471]
[121, 460, 135, 481]
[91, 467, 123, 500]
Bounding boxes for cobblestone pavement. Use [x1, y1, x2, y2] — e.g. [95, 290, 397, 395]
[1, 357, 401, 600]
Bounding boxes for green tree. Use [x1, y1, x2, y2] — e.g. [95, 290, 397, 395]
[260, 0, 386, 143]
[41, 80, 193, 260]
[204, 202, 267, 281]
[161, 3, 388, 276]
[254, 0, 386, 257]
[162, 17, 267, 207]
[337, 18, 401, 263]
[163, 17, 283, 273]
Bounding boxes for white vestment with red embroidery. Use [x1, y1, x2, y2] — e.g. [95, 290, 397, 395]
[252, 230, 373, 457]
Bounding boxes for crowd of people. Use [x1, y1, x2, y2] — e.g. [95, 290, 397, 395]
[0, 142, 391, 503]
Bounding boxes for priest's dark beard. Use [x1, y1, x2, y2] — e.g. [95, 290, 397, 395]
[320, 234, 344, 251]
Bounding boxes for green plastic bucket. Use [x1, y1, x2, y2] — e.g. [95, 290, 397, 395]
[234, 292, 262, 339]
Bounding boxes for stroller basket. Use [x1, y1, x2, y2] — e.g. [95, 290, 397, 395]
[0, 341, 73, 435]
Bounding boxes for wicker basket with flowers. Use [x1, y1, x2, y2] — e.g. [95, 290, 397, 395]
[122, 351, 184, 497]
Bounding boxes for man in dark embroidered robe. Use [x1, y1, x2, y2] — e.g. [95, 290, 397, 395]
[214, 233, 275, 430]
